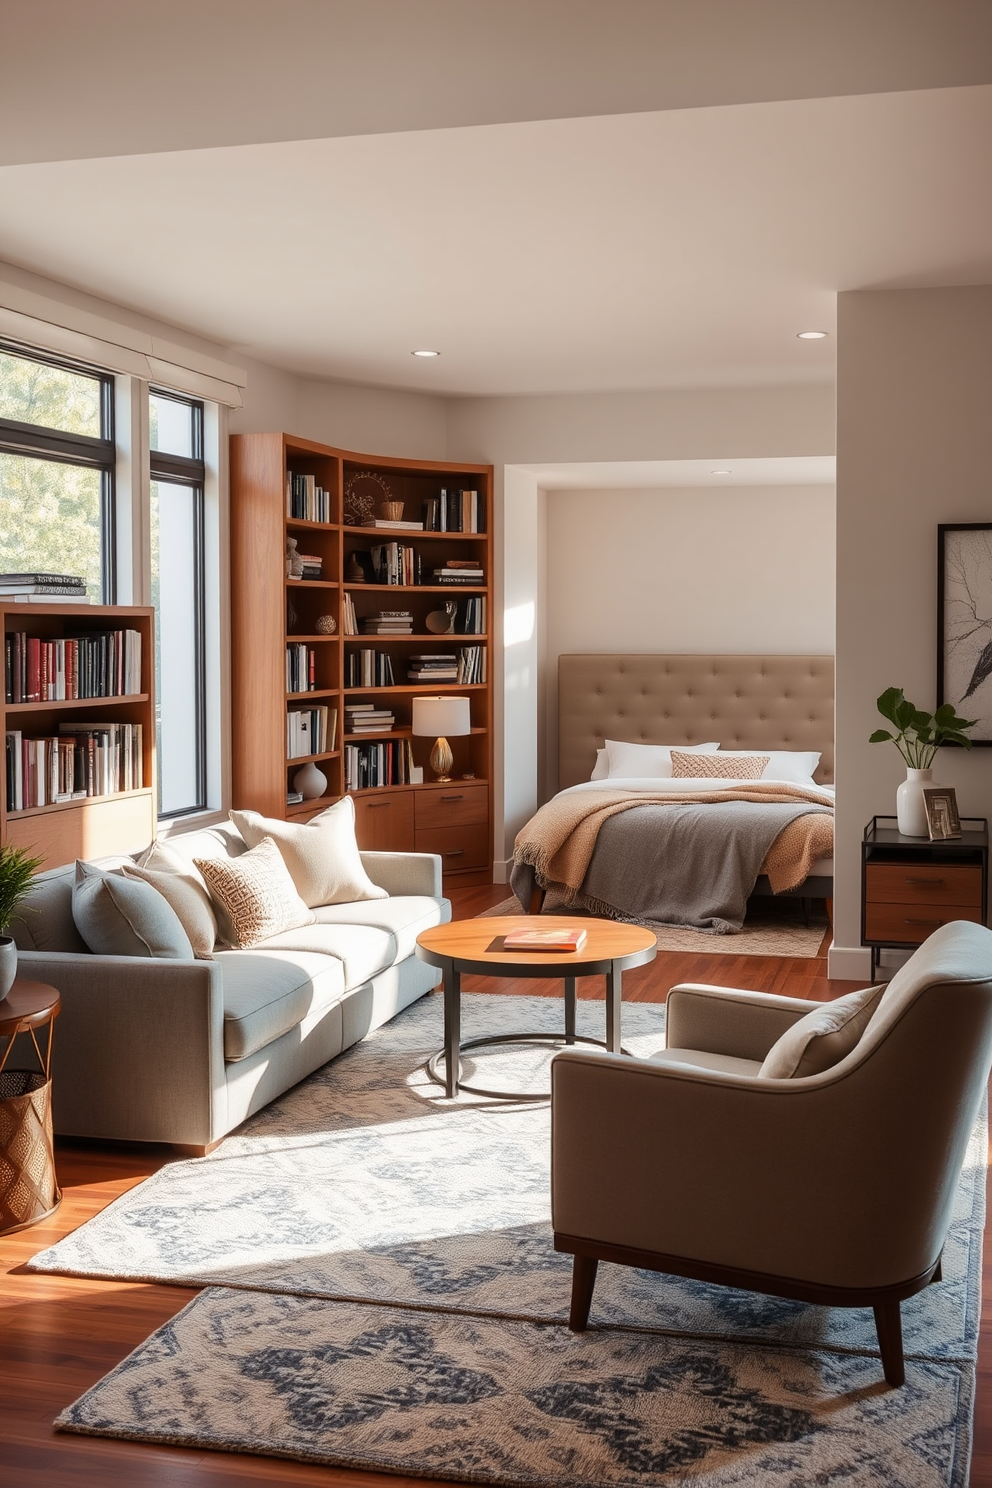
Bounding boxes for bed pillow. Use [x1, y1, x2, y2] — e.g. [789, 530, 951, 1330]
[671, 750, 769, 780]
[194, 836, 315, 949]
[604, 739, 720, 780]
[718, 749, 822, 786]
[72, 861, 195, 960]
[230, 796, 387, 907]
[759, 985, 883, 1079]
[590, 748, 609, 781]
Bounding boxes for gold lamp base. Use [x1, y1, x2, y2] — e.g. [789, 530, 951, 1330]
[430, 736, 454, 782]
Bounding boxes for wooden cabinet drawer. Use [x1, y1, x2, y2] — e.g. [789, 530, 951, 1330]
[353, 791, 415, 853]
[416, 822, 490, 873]
[415, 784, 488, 830]
[864, 902, 984, 945]
[865, 863, 982, 907]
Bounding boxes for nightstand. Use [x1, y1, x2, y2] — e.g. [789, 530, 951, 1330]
[862, 816, 989, 981]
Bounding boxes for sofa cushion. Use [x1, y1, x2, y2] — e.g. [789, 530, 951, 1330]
[252, 922, 397, 991]
[121, 860, 217, 959]
[311, 894, 450, 961]
[72, 861, 195, 960]
[195, 837, 315, 949]
[215, 947, 346, 1062]
[758, 984, 883, 1079]
[10, 865, 89, 954]
[231, 798, 387, 908]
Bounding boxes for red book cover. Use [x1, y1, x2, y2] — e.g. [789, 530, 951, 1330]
[26, 636, 41, 701]
[502, 926, 588, 952]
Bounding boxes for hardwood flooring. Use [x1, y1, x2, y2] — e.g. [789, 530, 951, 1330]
[2, 883, 989, 1485]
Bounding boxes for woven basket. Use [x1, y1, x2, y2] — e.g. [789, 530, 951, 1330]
[0, 1070, 61, 1234]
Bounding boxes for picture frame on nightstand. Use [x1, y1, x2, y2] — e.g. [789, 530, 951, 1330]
[924, 787, 961, 840]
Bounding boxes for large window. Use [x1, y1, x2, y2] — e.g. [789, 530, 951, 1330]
[0, 344, 115, 601]
[149, 389, 206, 818]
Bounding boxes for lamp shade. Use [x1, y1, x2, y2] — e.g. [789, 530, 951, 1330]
[412, 695, 471, 738]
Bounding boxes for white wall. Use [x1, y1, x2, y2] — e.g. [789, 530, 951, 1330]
[542, 483, 835, 794]
[832, 285, 992, 978]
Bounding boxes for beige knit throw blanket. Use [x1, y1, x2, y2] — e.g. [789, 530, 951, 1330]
[514, 784, 834, 900]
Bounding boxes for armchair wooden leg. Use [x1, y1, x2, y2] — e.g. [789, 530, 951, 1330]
[568, 1254, 598, 1331]
[873, 1298, 905, 1387]
[529, 887, 546, 914]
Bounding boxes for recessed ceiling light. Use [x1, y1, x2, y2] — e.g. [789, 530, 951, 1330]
[411, 349, 440, 357]
[796, 330, 828, 340]
[711, 469, 732, 476]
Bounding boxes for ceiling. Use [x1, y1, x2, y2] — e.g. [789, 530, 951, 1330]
[1, 2, 990, 399]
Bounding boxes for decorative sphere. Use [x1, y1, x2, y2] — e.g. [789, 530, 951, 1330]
[315, 614, 337, 635]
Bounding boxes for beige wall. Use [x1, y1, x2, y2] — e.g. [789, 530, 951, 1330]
[832, 285, 992, 978]
[542, 483, 835, 795]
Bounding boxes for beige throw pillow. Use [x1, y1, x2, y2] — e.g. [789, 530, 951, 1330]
[72, 861, 195, 960]
[194, 836, 315, 949]
[230, 797, 387, 908]
[759, 985, 883, 1079]
[670, 750, 770, 781]
[120, 861, 217, 958]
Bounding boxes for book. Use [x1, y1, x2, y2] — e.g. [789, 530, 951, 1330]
[362, 520, 424, 530]
[0, 573, 86, 587]
[8, 593, 92, 604]
[502, 926, 588, 952]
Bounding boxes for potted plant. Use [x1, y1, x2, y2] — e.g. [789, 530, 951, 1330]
[869, 688, 977, 836]
[0, 843, 42, 999]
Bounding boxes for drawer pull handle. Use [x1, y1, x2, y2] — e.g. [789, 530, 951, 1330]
[444, 849, 465, 858]
[441, 794, 464, 802]
[367, 802, 390, 810]
[906, 876, 943, 885]
[905, 917, 942, 926]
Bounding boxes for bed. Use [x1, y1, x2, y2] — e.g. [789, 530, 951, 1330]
[510, 653, 834, 932]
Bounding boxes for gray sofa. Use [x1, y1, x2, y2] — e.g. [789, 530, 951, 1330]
[11, 823, 449, 1152]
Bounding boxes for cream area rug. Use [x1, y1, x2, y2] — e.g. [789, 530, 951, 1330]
[479, 895, 829, 958]
[40, 995, 983, 1486]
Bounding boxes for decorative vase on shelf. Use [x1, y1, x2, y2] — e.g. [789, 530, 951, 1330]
[292, 761, 327, 801]
[896, 767, 933, 837]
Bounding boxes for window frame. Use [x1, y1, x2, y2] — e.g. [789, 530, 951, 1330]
[0, 340, 117, 601]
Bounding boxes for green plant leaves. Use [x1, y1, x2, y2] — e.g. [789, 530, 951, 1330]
[870, 689, 978, 759]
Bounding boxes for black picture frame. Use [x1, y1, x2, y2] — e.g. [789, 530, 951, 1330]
[937, 523, 992, 745]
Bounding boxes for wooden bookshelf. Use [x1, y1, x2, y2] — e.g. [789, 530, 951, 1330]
[1, 602, 156, 869]
[230, 434, 493, 884]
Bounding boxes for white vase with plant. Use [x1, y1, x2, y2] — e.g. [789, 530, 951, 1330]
[0, 843, 42, 999]
[869, 688, 976, 837]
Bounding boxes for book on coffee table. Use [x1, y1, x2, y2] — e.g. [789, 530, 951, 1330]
[501, 926, 588, 952]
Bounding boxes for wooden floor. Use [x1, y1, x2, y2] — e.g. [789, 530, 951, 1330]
[2, 882, 990, 1486]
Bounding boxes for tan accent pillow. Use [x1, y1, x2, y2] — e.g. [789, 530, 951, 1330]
[194, 836, 315, 949]
[759, 985, 884, 1079]
[72, 861, 195, 960]
[670, 750, 770, 780]
[120, 861, 216, 959]
[230, 797, 387, 908]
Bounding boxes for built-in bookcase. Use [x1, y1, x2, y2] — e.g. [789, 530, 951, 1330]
[230, 433, 493, 883]
[1, 602, 156, 869]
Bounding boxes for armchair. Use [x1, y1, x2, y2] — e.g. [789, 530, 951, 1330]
[551, 920, 992, 1386]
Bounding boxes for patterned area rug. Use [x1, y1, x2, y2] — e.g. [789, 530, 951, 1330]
[40, 995, 983, 1486]
[478, 896, 829, 958]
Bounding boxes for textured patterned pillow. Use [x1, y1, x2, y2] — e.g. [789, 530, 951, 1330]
[230, 797, 387, 908]
[670, 751, 770, 780]
[194, 836, 315, 949]
[759, 985, 883, 1078]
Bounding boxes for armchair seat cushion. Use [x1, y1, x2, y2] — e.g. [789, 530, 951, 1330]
[649, 1047, 763, 1078]
[217, 947, 346, 1062]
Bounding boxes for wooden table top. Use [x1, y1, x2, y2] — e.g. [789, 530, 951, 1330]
[0, 981, 61, 1037]
[416, 915, 657, 975]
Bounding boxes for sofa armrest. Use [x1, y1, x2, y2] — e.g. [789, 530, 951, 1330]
[360, 850, 444, 899]
[15, 949, 226, 1147]
[665, 982, 817, 1060]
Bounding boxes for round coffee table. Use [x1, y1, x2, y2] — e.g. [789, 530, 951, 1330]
[415, 916, 657, 1099]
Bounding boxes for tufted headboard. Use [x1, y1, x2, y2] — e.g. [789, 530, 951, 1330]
[558, 654, 834, 789]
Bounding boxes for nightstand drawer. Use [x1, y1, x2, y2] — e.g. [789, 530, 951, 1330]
[353, 791, 415, 852]
[415, 822, 490, 873]
[864, 902, 984, 945]
[415, 784, 488, 830]
[865, 863, 983, 907]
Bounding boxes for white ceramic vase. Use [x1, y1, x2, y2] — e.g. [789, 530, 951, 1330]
[896, 766, 933, 837]
[293, 761, 327, 800]
[0, 935, 17, 1000]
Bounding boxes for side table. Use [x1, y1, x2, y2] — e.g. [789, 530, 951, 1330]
[0, 980, 62, 1235]
[862, 816, 989, 981]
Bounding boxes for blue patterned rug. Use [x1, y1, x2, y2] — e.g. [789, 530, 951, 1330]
[38, 994, 984, 1486]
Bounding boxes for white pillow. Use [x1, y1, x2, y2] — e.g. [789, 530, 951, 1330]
[590, 748, 608, 781]
[604, 739, 720, 780]
[717, 749, 822, 786]
[230, 797, 388, 908]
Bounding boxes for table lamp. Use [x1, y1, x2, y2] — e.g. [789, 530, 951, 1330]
[412, 695, 471, 782]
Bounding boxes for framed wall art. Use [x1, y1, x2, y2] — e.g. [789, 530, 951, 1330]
[937, 523, 992, 745]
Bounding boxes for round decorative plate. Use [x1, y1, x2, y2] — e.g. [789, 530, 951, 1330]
[344, 470, 391, 526]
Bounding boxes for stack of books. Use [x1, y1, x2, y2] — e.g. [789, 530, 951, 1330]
[286, 472, 332, 523]
[286, 705, 336, 760]
[285, 642, 316, 693]
[345, 649, 395, 687]
[345, 703, 396, 734]
[371, 543, 422, 586]
[344, 738, 415, 790]
[457, 645, 486, 685]
[360, 610, 413, 635]
[5, 721, 143, 811]
[407, 653, 458, 683]
[362, 518, 424, 531]
[5, 629, 142, 703]
[298, 554, 323, 580]
[0, 572, 89, 604]
[422, 490, 484, 533]
[432, 559, 484, 586]
[455, 596, 486, 634]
